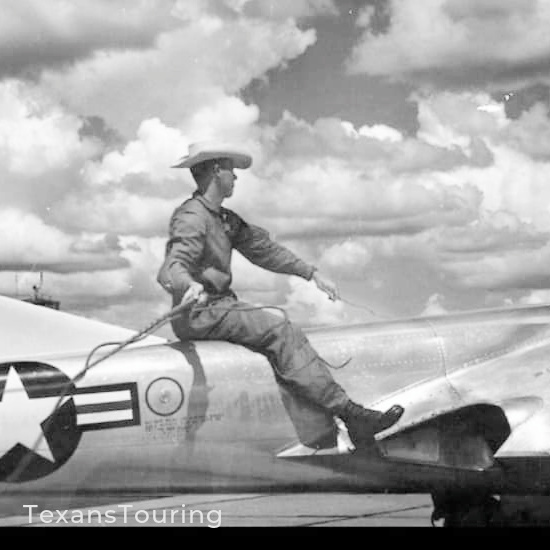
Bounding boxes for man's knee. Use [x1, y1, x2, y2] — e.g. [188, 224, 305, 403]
[262, 315, 302, 339]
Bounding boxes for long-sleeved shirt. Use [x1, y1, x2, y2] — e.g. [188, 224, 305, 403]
[157, 192, 316, 298]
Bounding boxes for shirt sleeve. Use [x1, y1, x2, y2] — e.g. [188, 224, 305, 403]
[157, 206, 206, 296]
[229, 212, 316, 280]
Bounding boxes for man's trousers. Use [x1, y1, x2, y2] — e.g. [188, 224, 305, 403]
[171, 295, 349, 447]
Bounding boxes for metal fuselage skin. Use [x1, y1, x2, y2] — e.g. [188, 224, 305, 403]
[3, 303, 550, 503]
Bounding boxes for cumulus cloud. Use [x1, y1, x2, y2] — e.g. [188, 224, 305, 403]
[262, 111, 491, 176]
[0, 79, 99, 176]
[83, 118, 189, 187]
[0, 2, 326, 330]
[347, 0, 550, 91]
[235, 0, 338, 19]
[0, 2, 332, 330]
[436, 214, 547, 256]
[499, 102, 550, 160]
[320, 240, 374, 276]
[518, 290, 550, 306]
[357, 123, 403, 143]
[174, 0, 338, 20]
[50, 189, 178, 237]
[55, 99, 261, 238]
[0, 0, 178, 76]
[441, 244, 550, 291]
[0, 235, 170, 333]
[39, 13, 316, 135]
[394, 94, 550, 300]
[423, 212, 550, 292]
[234, 90, 550, 319]
[411, 92, 550, 229]
[4, 1, 550, 333]
[0, 78, 176, 291]
[0, 208, 129, 273]
[416, 91, 509, 148]
[6, 75, 550, 326]
[228, 111, 485, 243]
[283, 277, 348, 327]
[420, 293, 449, 316]
[0, 0, 318, 263]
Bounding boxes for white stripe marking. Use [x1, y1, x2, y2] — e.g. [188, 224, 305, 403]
[77, 409, 133, 425]
[73, 390, 131, 406]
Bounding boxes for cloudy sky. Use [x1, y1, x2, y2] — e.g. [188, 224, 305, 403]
[2, 0, 550, 338]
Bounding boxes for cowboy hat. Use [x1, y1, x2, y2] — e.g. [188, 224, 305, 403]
[172, 140, 252, 169]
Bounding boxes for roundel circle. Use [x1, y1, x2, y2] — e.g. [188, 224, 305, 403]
[0, 362, 82, 483]
[145, 377, 184, 417]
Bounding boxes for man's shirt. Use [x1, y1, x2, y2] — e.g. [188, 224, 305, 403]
[158, 193, 316, 298]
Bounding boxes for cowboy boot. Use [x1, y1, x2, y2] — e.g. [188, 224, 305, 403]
[339, 401, 404, 451]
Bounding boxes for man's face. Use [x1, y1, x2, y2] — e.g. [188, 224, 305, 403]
[214, 158, 236, 198]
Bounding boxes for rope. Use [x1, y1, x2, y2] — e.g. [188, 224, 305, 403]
[338, 296, 390, 320]
[4, 293, 366, 484]
[3, 296, 196, 484]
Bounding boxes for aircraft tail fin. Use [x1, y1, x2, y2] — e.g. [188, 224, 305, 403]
[0, 295, 165, 362]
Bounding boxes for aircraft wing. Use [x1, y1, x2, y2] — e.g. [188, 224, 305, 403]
[370, 306, 550, 470]
[279, 305, 550, 495]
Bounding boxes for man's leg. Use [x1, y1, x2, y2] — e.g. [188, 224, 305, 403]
[277, 382, 338, 449]
[173, 297, 403, 449]
[173, 297, 343, 446]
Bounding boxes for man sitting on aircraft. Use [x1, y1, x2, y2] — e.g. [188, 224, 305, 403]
[157, 140, 404, 451]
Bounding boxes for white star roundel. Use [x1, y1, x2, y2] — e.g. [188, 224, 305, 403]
[0, 362, 81, 482]
[0, 362, 140, 483]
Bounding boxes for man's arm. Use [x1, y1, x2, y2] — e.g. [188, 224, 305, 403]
[230, 213, 339, 300]
[231, 215, 314, 278]
[311, 271, 339, 301]
[157, 207, 207, 303]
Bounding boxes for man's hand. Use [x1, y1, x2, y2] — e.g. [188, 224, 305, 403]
[181, 282, 208, 307]
[312, 271, 340, 301]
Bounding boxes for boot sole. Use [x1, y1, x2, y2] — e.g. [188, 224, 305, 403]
[376, 404, 404, 433]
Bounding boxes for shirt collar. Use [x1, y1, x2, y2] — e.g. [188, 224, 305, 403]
[193, 191, 221, 214]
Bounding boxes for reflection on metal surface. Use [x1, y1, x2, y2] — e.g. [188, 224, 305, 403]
[498, 397, 543, 430]
[276, 429, 353, 458]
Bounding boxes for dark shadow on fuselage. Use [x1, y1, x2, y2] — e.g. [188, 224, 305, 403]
[167, 341, 212, 443]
